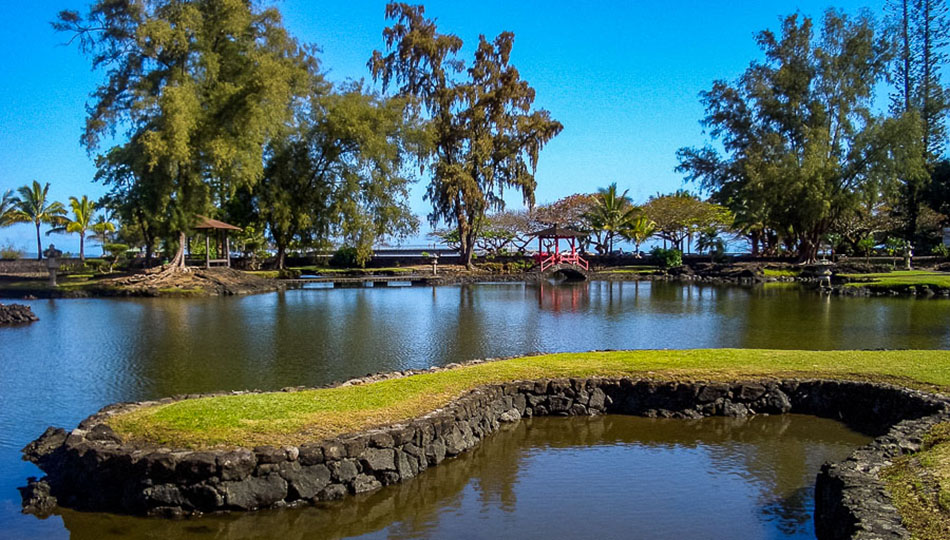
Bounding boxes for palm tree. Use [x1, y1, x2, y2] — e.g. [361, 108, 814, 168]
[584, 183, 640, 254]
[0, 190, 16, 227]
[623, 215, 656, 257]
[90, 215, 116, 257]
[9, 181, 67, 260]
[696, 227, 726, 263]
[48, 195, 97, 262]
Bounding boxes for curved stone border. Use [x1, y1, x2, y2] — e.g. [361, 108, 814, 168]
[20, 374, 950, 540]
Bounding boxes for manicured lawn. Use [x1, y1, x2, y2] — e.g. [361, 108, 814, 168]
[289, 266, 414, 275]
[107, 349, 950, 449]
[839, 270, 950, 288]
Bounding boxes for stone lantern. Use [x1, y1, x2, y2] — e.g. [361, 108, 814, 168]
[43, 244, 62, 287]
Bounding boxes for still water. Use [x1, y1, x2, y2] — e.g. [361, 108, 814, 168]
[1, 281, 947, 538]
[48, 415, 869, 540]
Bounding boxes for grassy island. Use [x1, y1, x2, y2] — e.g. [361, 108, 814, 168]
[109, 348, 950, 448]
[105, 348, 950, 536]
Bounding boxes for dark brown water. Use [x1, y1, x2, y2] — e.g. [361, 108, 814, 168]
[1, 281, 945, 538]
[46, 415, 869, 540]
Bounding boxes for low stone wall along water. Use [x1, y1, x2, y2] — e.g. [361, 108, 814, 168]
[20, 375, 950, 540]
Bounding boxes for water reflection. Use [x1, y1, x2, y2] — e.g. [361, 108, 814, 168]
[2, 282, 949, 538]
[52, 415, 869, 540]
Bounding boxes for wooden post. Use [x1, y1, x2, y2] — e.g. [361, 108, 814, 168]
[205, 234, 210, 269]
[225, 234, 231, 268]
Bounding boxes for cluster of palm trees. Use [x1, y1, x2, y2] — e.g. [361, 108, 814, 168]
[0, 181, 114, 261]
[583, 183, 656, 256]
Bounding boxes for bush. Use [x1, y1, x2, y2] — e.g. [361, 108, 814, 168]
[650, 247, 683, 268]
[933, 244, 950, 258]
[0, 243, 22, 260]
[277, 268, 301, 279]
[329, 246, 359, 268]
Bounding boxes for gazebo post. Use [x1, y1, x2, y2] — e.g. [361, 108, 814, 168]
[225, 233, 231, 268]
[205, 233, 211, 269]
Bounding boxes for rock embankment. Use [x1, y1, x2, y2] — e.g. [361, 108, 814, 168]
[19, 373, 950, 540]
[0, 303, 38, 325]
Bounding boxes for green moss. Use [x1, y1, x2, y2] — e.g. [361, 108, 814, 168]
[883, 422, 950, 539]
[107, 349, 950, 449]
[762, 268, 801, 277]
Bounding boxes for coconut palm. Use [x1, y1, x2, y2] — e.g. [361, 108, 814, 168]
[584, 183, 640, 254]
[0, 189, 16, 226]
[696, 227, 726, 263]
[48, 195, 97, 262]
[90, 215, 116, 257]
[9, 181, 67, 260]
[623, 215, 656, 257]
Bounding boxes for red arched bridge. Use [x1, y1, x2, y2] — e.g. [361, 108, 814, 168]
[532, 225, 589, 280]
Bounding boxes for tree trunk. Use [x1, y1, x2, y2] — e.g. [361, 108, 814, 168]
[35, 222, 42, 260]
[276, 244, 287, 270]
[163, 231, 189, 272]
[79, 232, 85, 263]
[143, 234, 155, 269]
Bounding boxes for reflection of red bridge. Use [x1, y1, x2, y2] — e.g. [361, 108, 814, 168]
[532, 225, 589, 280]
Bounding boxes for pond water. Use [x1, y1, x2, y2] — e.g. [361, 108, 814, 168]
[46, 415, 870, 540]
[1, 280, 948, 538]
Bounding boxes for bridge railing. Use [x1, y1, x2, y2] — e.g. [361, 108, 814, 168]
[537, 252, 588, 272]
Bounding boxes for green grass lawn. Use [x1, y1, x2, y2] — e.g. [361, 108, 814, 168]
[762, 268, 801, 278]
[107, 348, 950, 449]
[289, 266, 414, 275]
[600, 266, 659, 274]
[840, 270, 950, 289]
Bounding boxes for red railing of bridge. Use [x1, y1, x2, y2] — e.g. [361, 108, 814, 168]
[537, 252, 589, 272]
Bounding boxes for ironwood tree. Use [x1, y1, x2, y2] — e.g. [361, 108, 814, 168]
[369, 3, 562, 267]
[257, 85, 422, 269]
[886, 0, 949, 241]
[56, 0, 314, 271]
[677, 10, 926, 261]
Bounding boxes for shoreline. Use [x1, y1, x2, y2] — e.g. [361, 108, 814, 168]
[1, 262, 949, 299]
[19, 349, 950, 539]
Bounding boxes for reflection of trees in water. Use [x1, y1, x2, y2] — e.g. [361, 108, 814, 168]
[57, 415, 869, 540]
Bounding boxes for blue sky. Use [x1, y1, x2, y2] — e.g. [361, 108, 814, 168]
[0, 0, 887, 254]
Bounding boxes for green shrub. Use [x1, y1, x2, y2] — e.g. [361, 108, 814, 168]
[650, 247, 683, 268]
[0, 243, 23, 260]
[329, 246, 359, 268]
[277, 268, 301, 279]
[933, 244, 950, 258]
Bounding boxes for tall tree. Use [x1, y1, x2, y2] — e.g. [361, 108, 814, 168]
[8, 181, 67, 260]
[370, 3, 562, 267]
[47, 195, 97, 262]
[678, 10, 919, 261]
[886, 0, 949, 241]
[56, 0, 314, 271]
[259, 86, 421, 268]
